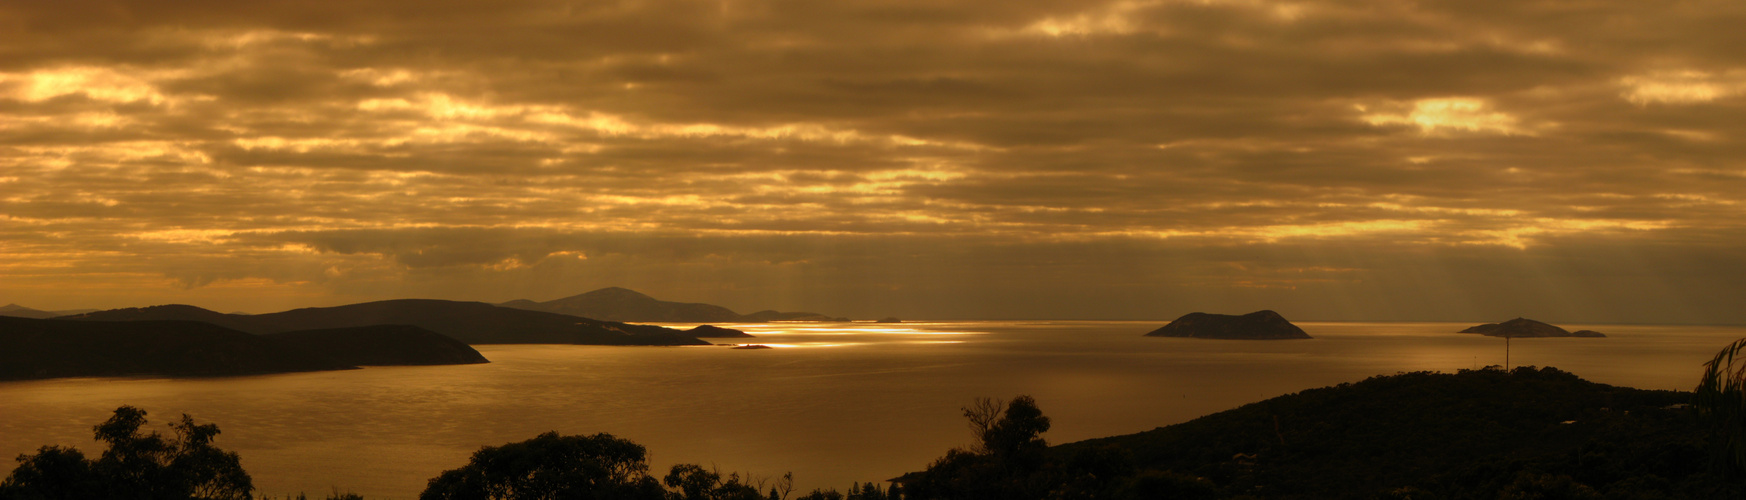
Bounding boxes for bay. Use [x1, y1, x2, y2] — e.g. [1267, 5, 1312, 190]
[0, 321, 1738, 498]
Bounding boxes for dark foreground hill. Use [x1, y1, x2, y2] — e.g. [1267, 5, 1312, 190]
[61, 299, 709, 346]
[0, 316, 355, 380]
[1460, 317, 1607, 337]
[1055, 367, 1728, 498]
[1144, 310, 1312, 339]
[264, 325, 489, 366]
[501, 287, 846, 323]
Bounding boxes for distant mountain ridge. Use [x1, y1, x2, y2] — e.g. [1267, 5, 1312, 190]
[499, 287, 846, 323]
[61, 299, 710, 346]
[0, 303, 101, 319]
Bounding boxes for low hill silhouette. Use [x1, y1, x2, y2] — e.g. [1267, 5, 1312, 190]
[0, 316, 355, 380]
[1144, 310, 1312, 339]
[0, 303, 100, 319]
[501, 287, 845, 323]
[61, 300, 709, 346]
[1057, 367, 1722, 497]
[1460, 317, 1607, 337]
[265, 325, 490, 366]
[684, 325, 752, 338]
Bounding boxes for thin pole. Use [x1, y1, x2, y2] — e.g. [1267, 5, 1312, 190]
[1506, 336, 1511, 370]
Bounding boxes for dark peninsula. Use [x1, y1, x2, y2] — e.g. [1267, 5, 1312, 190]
[1049, 367, 1716, 498]
[60, 299, 709, 346]
[1144, 310, 1312, 339]
[264, 325, 489, 366]
[500, 287, 846, 323]
[0, 316, 354, 380]
[1459, 317, 1606, 337]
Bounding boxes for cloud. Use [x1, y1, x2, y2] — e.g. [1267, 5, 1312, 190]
[2, 0, 1745, 322]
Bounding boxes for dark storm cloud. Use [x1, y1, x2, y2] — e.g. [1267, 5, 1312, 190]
[3, 0, 1746, 321]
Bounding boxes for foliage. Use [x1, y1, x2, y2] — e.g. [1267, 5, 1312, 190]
[419, 431, 666, 500]
[662, 463, 767, 500]
[903, 395, 1097, 500]
[1695, 336, 1746, 475]
[0, 405, 253, 500]
[793, 482, 896, 500]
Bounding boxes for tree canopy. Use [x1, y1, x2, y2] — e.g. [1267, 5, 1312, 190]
[0, 406, 253, 500]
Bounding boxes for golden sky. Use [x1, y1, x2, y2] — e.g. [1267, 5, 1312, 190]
[3, 0, 1745, 322]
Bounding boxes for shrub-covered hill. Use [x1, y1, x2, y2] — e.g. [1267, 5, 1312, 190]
[0, 316, 356, 380]
[1056, 367, 1734, 499]
[264, 324, 489, 366]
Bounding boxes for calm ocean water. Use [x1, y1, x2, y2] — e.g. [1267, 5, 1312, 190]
[1, 321, 1740, 498]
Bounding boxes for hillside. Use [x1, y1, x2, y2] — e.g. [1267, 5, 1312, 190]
[0, 316, 356, 380]
[61, 300, 709, 346]
[501, 287, 845, 323]
[264, 325, 490, 366]
[1056, 367, 1726, 498]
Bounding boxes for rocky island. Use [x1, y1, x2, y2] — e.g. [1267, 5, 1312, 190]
[1459, 318, 1606, 337]
[1144, 310, 1312, 340]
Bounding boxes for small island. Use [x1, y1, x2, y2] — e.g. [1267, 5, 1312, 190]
[876, 317, 903, 324]
[1144, 310, 1312, 340]
[1459, 318, 1606, 337]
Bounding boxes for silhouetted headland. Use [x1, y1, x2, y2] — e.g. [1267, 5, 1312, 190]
[1051, 367, 1712, 497]
[1144, 310, 1312, 339]
[264, 325, 489, 366]
[0, 316, 355, 380]
[1459, 317, 1606, 337]
[500, 287, 847, 322]
[685, 325, 752, 338]
[62, 300, 711, 346]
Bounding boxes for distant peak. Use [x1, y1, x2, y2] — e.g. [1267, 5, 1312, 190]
[579, 287, 653, 299]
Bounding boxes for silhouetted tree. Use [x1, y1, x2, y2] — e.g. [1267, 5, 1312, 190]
[982, 396, 1049, 464]
[901, 395, 1057, 500]
[0, 406, 252, 500]
[419, 431, 666, 500]
[663, 463, 766, 500]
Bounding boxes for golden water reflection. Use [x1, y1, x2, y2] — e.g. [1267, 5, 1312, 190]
[1, 321, 1739, 499]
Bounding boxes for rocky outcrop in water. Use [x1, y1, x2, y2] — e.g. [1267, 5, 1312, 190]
[1459, 318, 1606, 338]
[1144, 310, 1312, 340]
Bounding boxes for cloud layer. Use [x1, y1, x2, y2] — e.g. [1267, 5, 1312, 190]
[3, 0, 1745, 322]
